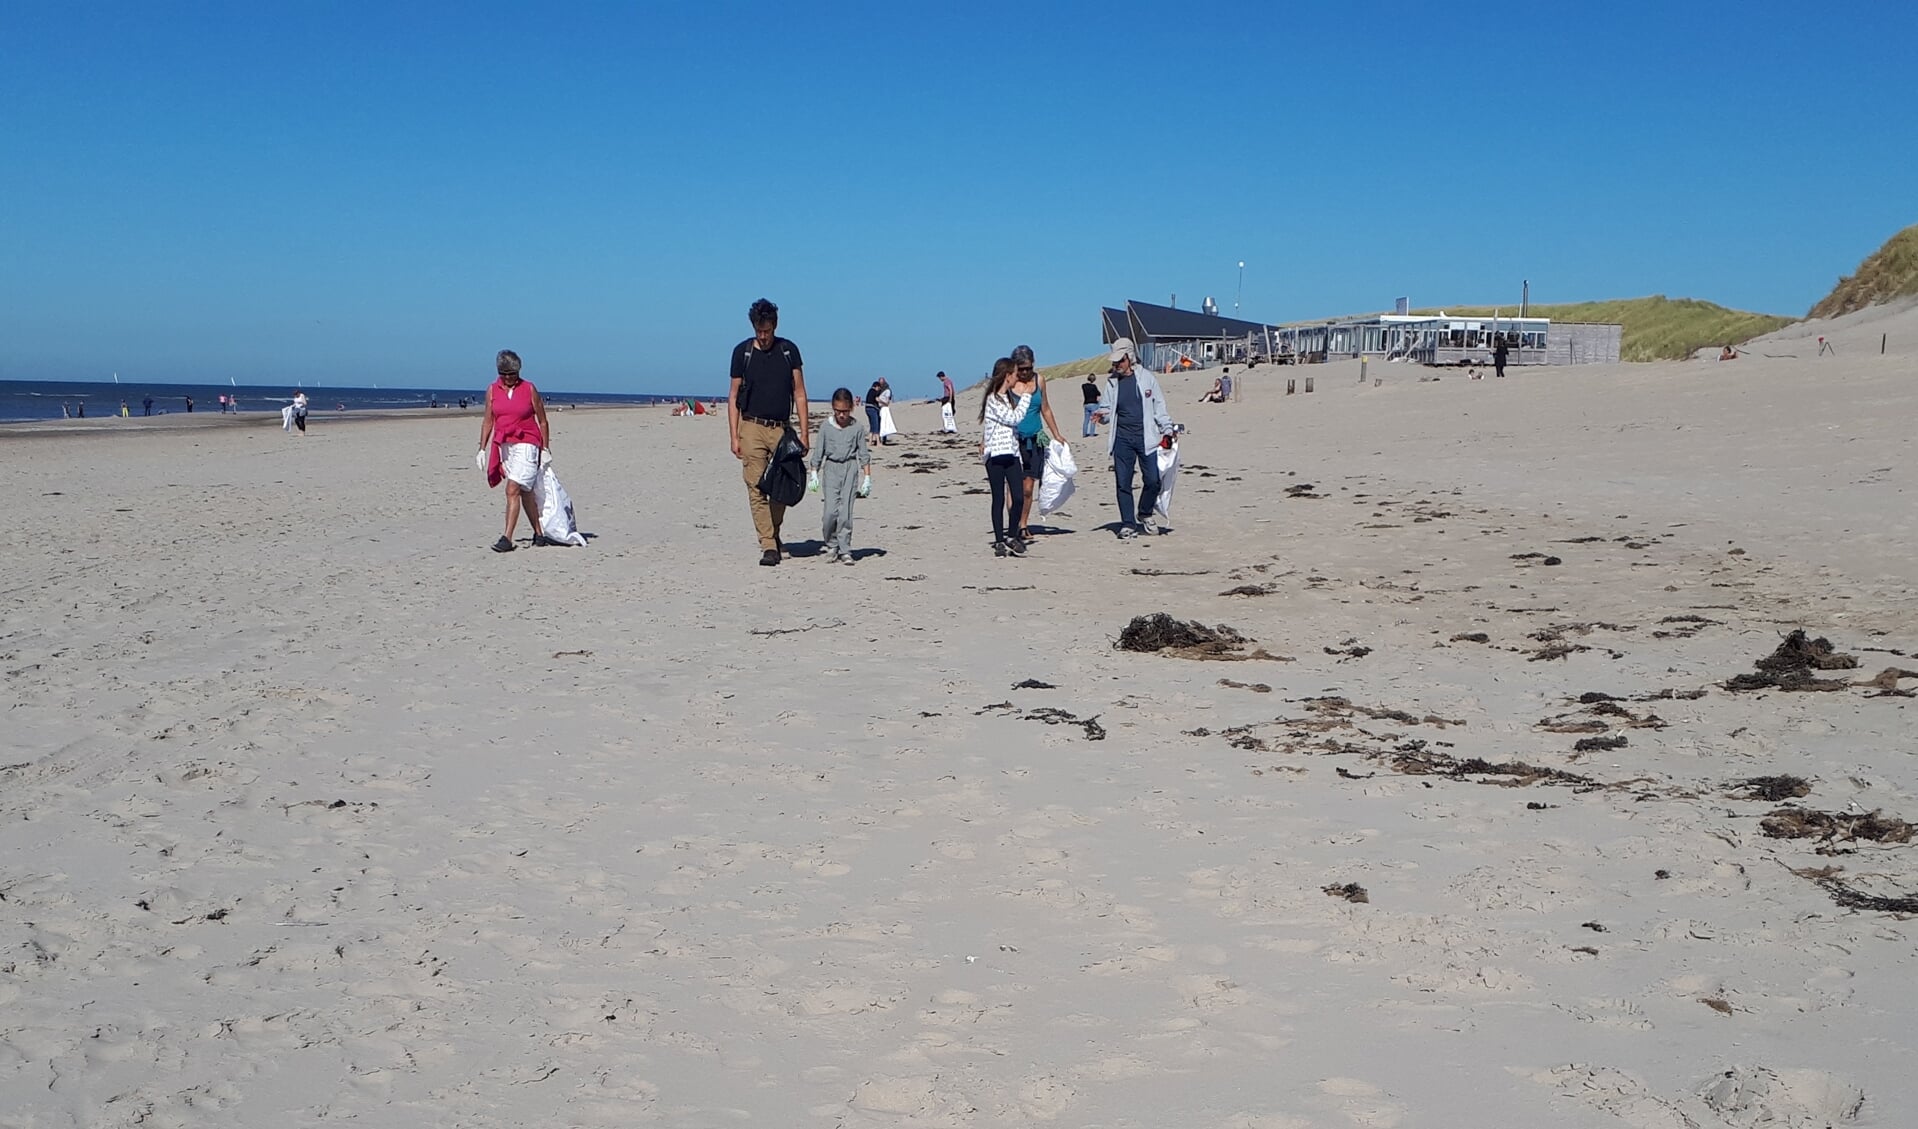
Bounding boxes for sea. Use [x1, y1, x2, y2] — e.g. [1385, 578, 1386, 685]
[0, 379, 699, 423]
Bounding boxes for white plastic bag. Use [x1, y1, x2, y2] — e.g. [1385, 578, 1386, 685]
[1154, 440, 1180, 519]
[940, 401, 956, 433]
[532, 451, 587, 546]
[878, 405, 898, 439]
[1038, 440, 1078, 515]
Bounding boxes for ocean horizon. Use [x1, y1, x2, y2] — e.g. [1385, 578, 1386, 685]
[0, 379, 713, 423]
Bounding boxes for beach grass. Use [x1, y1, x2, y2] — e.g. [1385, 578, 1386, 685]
[1424, 297, 1793, 361]
[1810, 223, 1918, 319]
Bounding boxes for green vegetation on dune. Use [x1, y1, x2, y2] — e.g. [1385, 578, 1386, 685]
[1037, 353, 1110, 381]
[1426, 297, 1792, 361]
[1810, 223, 1918, 319]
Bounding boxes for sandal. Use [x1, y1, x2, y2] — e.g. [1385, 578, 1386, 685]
[491, 536, 514, 553]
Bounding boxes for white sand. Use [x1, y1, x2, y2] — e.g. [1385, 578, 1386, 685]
[3, 351, 1915, 1127]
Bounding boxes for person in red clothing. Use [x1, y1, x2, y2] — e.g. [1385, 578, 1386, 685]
[477, 349, 554, 552]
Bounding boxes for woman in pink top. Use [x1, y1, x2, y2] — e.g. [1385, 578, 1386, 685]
[477, 349, 554, 552]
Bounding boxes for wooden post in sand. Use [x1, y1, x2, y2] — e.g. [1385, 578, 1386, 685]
[1360, 358, 1368, 384]
[1304, 376, 1314, 393]
[1286, 379, 1296, 395]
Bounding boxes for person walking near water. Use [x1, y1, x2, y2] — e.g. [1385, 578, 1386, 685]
[811, 388, 871, 564]
[1103, 337, 1174, 539]
[291, 390, 309, 433]
[477, 349, 552, 552]
[142, 396, 153, 417]
[1493, 336, 1509, 379]
[979, 357, 1027, 557]
[728, 297, 810, 567]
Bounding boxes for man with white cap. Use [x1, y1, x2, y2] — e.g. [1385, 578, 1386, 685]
[1102, 337, 1175, 538]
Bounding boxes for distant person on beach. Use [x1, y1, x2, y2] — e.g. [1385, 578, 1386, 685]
[1104, 337, 1174, 539]
[979, 356, 1027, 557]
[864, 379, 884, 437]
[185, 396, 194, 413]
[76, 402, 85, 418]
[1719, 344, 1739, 361]
[477, 349, 553, 552]
[142, 396, 153, 417]
[292, 390, 309, 433]
[728, 297, 809, 567]
[218, 394, 228, 413]
[1008, 345, 1063, 543]
[1198, 372, 1232, 403]
[1082, 373, 1102, 437]
[811, 388, 871, 565]
[120, 401, 129, 417]
[937, 370, 957, 433]
[1493, 337, 1510, 379]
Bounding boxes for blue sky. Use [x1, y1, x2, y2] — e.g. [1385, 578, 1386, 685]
[5, 0, 1915, 393]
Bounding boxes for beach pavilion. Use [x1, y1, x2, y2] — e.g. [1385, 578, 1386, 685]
[1100, 300, 1285, 372]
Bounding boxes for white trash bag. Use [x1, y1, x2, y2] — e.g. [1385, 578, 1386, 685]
[878, 404, 899, 441]
[533, 451, 587, 546]
[1038, 440, 1077, 515]
[1154, 439, 1181, 519]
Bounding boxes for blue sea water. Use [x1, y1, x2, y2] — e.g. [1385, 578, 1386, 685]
[0, 379, 698, 422]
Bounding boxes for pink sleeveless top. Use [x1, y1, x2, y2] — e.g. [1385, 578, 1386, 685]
[489, 378, 543, 447]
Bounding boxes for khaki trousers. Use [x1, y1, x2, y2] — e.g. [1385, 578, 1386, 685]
[739, 418, 787, 551]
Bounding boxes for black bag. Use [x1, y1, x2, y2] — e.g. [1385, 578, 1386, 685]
[756, 427, 808, 507]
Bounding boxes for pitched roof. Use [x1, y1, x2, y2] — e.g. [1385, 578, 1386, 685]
[1122, 299, 1277, 341]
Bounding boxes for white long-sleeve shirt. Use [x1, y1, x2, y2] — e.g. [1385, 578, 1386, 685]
[981, 391, 1024, 457]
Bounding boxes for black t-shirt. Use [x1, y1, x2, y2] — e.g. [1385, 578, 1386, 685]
[1082, 379, 1100, 405]
[864, 382, 883, 407]
[732, 336, 803, 420]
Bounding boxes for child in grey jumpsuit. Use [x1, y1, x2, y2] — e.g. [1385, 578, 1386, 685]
[811, 388, 871, 564]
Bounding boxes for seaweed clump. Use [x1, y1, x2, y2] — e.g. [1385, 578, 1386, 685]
[1116, 614, 1281, 661]
[1725, 630, 1858, 692]
[1760, 807, 1912, 845]
[1729, 775, 1811, 802]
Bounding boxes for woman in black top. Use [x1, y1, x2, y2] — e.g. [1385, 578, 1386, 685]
[1081, 374, 1102, 437]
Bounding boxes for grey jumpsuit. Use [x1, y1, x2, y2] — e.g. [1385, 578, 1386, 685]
[810, 419, 871, 556]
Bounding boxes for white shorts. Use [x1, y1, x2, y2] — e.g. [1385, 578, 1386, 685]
[500, 442, 540, 488]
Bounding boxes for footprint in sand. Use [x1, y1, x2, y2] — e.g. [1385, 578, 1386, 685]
[1314, 1076, 1406, 1127]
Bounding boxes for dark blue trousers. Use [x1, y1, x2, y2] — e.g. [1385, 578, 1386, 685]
[1112, 430, 1162, 528]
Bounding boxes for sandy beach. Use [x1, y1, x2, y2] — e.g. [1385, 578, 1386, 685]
[4, 343, 1916, 1127]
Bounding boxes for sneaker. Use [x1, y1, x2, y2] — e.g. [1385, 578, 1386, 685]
[491, 536, 515, 552]
[993, 539, 1010, 557]
[841, 553, 856, 566]
[1117, 525, 1138, 539]
[1143, 522, 1166, 537]
[1006, 536, 1027, 556]
[759, 549, 780, 566]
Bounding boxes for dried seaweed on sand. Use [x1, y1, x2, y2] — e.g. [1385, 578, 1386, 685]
[1726, 630, 1859, 692]
[1115, 614, 1286, 661]
[1760, 807, 1912, 845]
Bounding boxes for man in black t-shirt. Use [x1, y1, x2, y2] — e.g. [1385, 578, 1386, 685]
[729, 297, 811, 566]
